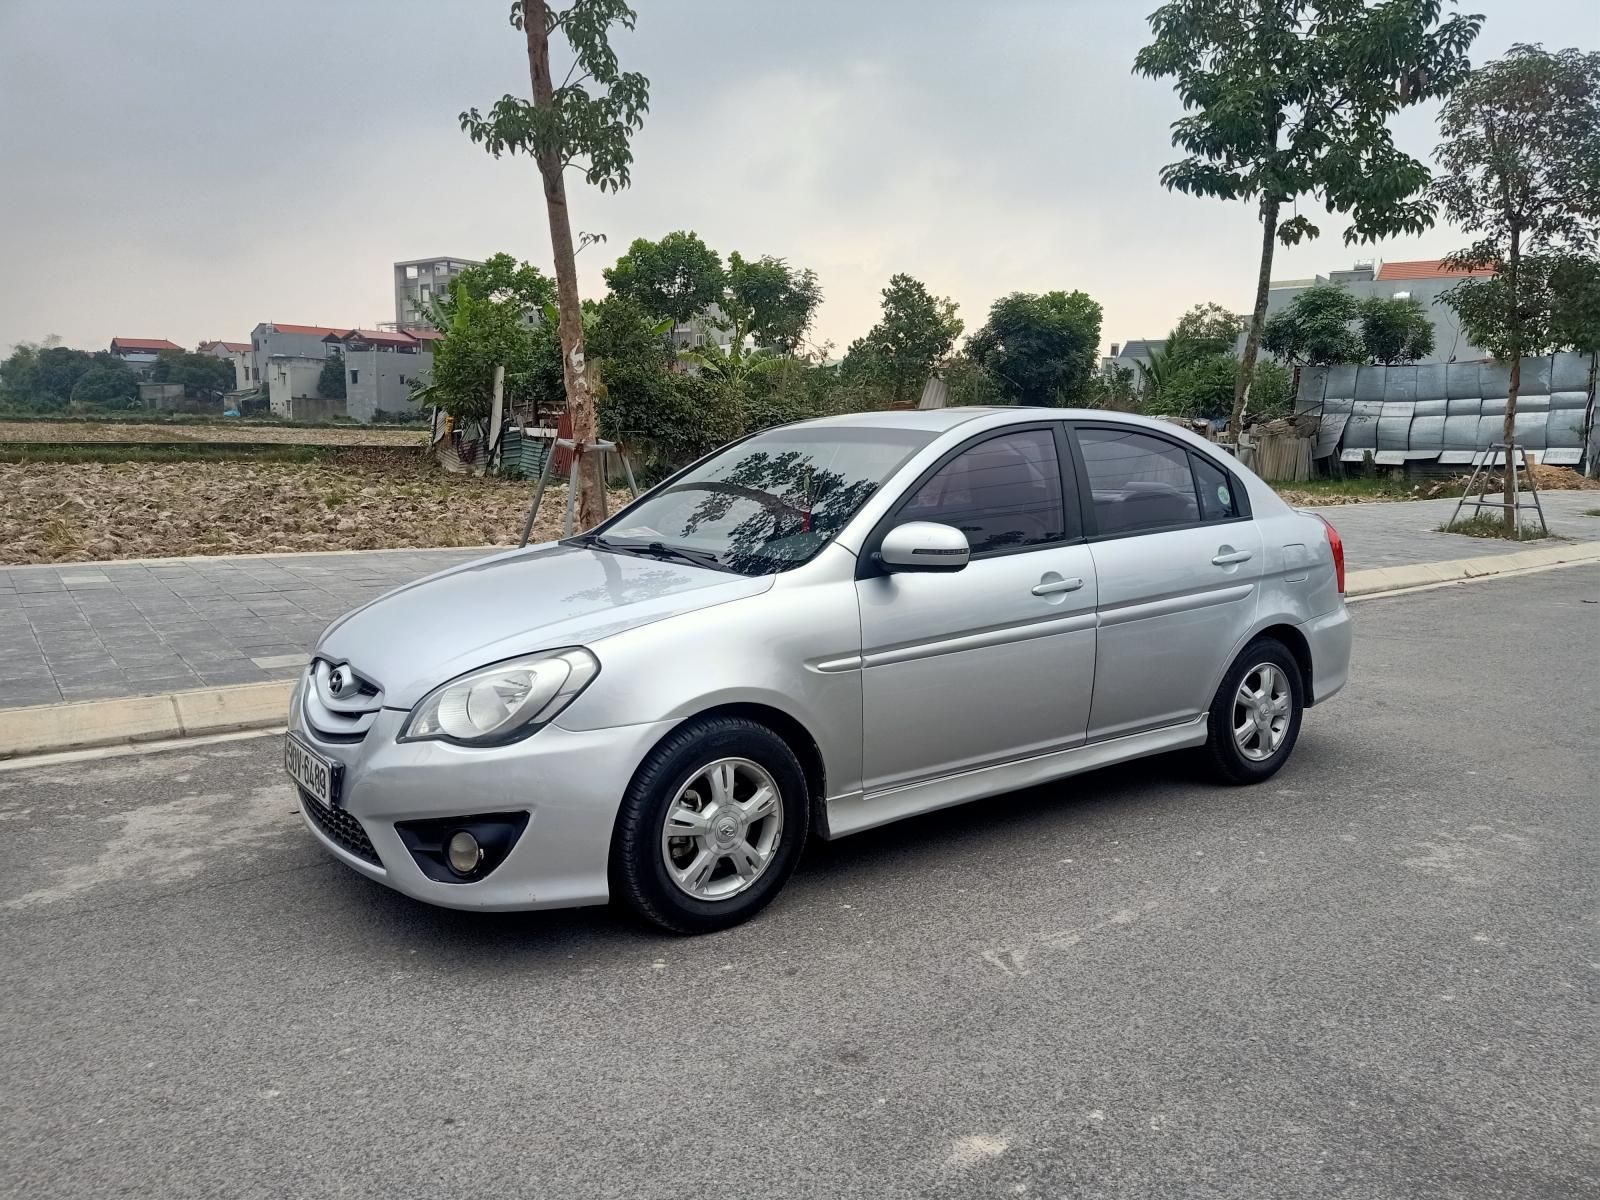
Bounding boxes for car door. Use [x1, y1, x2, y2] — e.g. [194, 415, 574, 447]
[1070, 424, 1263, 741]
[855, 424, 1098, 793]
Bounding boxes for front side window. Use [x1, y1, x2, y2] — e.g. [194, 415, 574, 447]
[1077, 428, 1200, 536]
[594, 426, 934, 575]
[898, 428, 1066, 555]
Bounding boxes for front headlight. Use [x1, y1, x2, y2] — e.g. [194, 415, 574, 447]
[397, 648, 600, 746]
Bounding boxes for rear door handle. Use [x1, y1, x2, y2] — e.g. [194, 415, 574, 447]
[1212, 550, 1253, 565]
[1032, 577, 1085, 596]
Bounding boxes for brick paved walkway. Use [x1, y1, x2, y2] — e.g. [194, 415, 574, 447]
[2, 491, 1597, 709]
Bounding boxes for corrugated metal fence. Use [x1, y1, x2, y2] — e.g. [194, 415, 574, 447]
[1293, 352, 1597, 470]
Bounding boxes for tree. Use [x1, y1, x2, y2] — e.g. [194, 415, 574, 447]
[1434, 44, 1600, 526]
[1168, 302, 1245, 361]
[69, 364, 139, 409]
[1135, 0, 1481, 435]
[461, 0, 650, 530]
[843, 274, 962, 406]
[1261, 284, 1364, 367]
[966, 290, 1104, 406]
[318, 351, 347, 400]
[602, 231, 724, 339]
[1359, 295, 1436, 365]
[723, 253, 823, 355]
[148, 351, 235, 402]
[439, 252, 556, 319]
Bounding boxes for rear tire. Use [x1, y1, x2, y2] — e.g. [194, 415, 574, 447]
[1202, 638, 1304, 785]
[610, 715, 810, 934]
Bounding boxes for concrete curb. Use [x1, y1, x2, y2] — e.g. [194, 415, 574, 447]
[1344, 541, 1600, 596]
[0, 680, 294, 761]
[2, 545, 499, 573]
[1, 545, 1595, 762]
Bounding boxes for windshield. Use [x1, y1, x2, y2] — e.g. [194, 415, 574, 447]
[589, 425, 934, 576]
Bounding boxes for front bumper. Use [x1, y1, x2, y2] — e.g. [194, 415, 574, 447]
[287, 677, 679, 911]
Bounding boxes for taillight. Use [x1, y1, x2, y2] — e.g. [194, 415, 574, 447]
[1315, 513, 1345, 594]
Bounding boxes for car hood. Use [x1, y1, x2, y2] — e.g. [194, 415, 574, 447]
[315, 542, 772, 707]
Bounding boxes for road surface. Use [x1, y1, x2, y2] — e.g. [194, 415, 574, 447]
[2, 567, 1596, 1198]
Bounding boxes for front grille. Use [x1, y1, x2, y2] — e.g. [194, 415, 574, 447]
[299, 787, 381, 867]
[302, 659, 385, 743]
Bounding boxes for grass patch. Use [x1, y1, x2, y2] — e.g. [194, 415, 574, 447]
[1436, 515, 1551, 541]
[0, 444, 331, 465]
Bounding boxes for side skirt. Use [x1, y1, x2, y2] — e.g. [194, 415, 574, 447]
[821, 716, 1209, 839]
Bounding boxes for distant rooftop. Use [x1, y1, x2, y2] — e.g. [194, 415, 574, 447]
[199, 340, 251, 353]
[1375, 259, 1495, 281]
[110, 337, 182, 352]
[262, 323, 346, 337]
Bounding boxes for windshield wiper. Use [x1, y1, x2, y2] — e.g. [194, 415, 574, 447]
[588, 536, 729, 572]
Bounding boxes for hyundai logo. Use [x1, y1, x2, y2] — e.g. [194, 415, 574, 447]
[327, 664, 361, 700]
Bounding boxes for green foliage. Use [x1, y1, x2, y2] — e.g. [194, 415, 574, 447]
[1168, 302, 1244, 360]
[69, 365, 140, 409]
[1262, 285, 1364, 366]
[148, 351, 235, 402]
[460, 1, 650, 193]
[602, 231, 725, 330]
[1435, 45, 1600, 364]
[842, 274, 963, 405]
[599, 369, 742, 467]
[965, 290, 1103, 407]
[724, 253, 823, 355]
[318, 352, 347, 400]
[1250, 360, 1295, 419]
[424, 292, 544, 420]
[439, 253, 556, 321]
[1359, 295, 1436, 365]
[1083, 363, 1140, 412]
[1549, 254, 1600, 354]
[940, 355, 1007, 408]
[1134, 1, 1480, 248]
[1, 343, 133, 411]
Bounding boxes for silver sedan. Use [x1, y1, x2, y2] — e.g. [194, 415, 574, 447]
[285, 408, 1351, 933]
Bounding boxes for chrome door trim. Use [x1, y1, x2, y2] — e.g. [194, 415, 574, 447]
[862, 609, 1097, 669]
[1211, 549, 1254, 565]
[1095, 582, 1255, 628]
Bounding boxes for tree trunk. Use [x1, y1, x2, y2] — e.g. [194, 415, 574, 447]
[1234, 196, 1281, 448]
[524, 0, 606, 532]
[1501, 225, 1521, 534]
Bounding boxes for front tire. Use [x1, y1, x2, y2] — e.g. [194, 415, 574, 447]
[1202, 639, 1304, 784]
[610, 715, 810, 934]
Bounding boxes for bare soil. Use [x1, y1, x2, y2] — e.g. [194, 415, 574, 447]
[0, 420, 426, 447]
[0, 451, 625, 564]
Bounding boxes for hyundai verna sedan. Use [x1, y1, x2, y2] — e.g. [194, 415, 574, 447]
[285, 408, 1350, 933]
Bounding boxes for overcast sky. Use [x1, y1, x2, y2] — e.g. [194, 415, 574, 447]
[1, 0, 1593, 358]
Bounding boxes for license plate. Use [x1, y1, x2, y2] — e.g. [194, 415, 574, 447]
[284, 733, 339, 808]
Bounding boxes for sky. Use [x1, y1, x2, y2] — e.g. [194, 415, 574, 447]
[1, 0, 1594, 358]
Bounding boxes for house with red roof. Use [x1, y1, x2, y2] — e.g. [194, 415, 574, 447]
[197, 340, 254, 390]
[109, 337, 182, 374]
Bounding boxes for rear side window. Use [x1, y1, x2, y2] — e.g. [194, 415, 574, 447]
[1077, 428, 1199, 536]
[898, 428, 1067, 555]
[1193, 453, 1239, 521]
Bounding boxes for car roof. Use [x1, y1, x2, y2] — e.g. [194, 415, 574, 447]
[784, 406, 1186, 435]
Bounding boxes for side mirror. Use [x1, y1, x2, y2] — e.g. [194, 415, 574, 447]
[877, 521, 970, 573]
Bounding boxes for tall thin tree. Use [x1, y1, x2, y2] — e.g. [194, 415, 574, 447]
[1434, 44, 1600, 529]
[462, 1, 649, 530]
[1135, 1, 1481, 438]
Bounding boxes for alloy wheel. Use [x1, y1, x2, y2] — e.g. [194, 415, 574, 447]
[660, 758, 785, 900]
[1233, 663, 1292, 762]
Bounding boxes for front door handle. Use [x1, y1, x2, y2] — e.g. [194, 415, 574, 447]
[1032, 577, 1085, 596]
[1212, 550, 1253, 566]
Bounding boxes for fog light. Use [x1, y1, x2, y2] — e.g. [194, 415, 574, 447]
[446, 830, 483, 875]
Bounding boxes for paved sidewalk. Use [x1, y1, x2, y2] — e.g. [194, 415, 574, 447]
[2, 491, 1597, 710]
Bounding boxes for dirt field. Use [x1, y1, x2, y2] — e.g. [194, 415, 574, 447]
[0, 452, 622, 564]
[0, 420, 427, 447]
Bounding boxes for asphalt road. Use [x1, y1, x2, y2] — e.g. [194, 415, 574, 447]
[2, 567, 1596, 1199]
